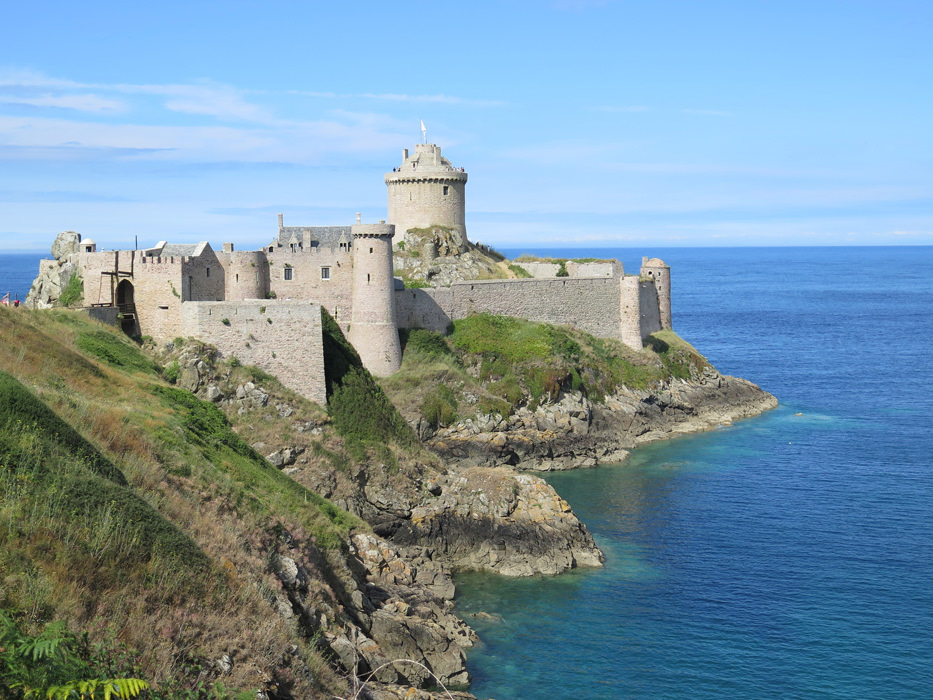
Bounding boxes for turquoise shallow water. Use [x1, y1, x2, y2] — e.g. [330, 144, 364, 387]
[457, 247, 933, 699]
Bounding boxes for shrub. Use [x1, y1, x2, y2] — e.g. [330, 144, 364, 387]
[162, 359, 180, 384]
[508, 264, 532, 278]
[321, 309, 416, 456]
[57, 276, 84, 307]
[403, 329, 453, 359]
[421, 386, 458, 428]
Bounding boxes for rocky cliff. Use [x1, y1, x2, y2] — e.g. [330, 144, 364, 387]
[426, 367, 778, 471]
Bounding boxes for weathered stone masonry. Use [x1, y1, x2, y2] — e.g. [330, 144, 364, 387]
[33, 140, 672, 407]
[395, 273, 664, 349]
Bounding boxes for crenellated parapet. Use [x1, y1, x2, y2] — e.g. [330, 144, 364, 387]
[386, 143, 468, 248]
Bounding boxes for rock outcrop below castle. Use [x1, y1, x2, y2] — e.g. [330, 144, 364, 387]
[425, 367, 778, 471]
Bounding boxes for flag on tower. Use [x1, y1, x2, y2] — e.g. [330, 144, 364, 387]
[420, 120, 426, 143]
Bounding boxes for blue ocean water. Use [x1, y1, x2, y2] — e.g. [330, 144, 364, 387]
[458, 247, 933, 699]
[0, 252, 44, 303]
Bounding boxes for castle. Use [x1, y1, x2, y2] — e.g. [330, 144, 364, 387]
[37, 142, 671, 405]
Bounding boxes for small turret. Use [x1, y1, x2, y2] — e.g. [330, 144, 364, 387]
[348, 220, 402, 376]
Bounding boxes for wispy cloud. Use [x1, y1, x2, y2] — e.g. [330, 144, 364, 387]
[289, 89, 504, 107]
[596, 105, 650, 113]
[551, 0, 611, 11]
[682, 108, 730, 116]
[0, 92, 125, 113]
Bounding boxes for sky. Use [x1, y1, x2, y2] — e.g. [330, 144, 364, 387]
[1, 0, 931, 251]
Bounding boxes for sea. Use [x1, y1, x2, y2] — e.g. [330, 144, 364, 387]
[0, 252, 43, 304]
[2, 247, 931, 698]
[457, 246, 933, 699]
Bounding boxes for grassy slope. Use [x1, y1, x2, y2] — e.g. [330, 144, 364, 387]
[381, 315, 709, 430]
[0, 307, 361, 698]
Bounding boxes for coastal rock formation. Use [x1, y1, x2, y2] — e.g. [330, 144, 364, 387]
[381, 467, 604, 577]
[25, 231, 82, 308]
[427, 367, 778, 471]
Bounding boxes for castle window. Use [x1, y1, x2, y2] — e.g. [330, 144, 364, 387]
[206, 267, 210, 277]
[370, 247, 373, 254]
[443, 185, 449, 195]
[290, 244, 298, 252]
[367, 273, 371, 283]
[284, 267, 293, 281]
[321, 267, 330, 280]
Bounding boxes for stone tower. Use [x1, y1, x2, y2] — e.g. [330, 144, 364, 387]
[641, 257, 672, 330]
[385, 143, 468, 249]
[348, 221, 402, 376]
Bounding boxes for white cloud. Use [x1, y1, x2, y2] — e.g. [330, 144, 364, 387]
[596, 105, 650, 113]
[289, 89, 504, 107]
[682, 108, 730, 116]
[0, 93, 125, 113]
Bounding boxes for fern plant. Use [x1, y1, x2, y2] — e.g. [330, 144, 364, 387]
[0, 612, 147, 700]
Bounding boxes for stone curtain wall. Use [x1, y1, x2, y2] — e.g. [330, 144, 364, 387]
[396, 277, 630, 344]
[266, 247, 354, 331]
[638, 281, 662, 340]
[396, 275, 663, 350]
[517, 261, 624, 279]
[181, 300, 326, 405]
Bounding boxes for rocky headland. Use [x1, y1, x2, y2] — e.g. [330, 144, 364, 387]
[3, 270, 775, 699]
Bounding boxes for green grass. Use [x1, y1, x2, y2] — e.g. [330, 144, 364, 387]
[75, 329, 158, 376]
[383, 315, 710, 427]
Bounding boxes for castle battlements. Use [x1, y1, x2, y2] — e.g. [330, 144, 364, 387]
[40, 139, 670, 407]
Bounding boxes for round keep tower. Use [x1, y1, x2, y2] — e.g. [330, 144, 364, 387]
[641, 257, 672, 330]
[348, 221, 402, 376]
[222, 248, 269, 300]
[385, 143, 468, 249]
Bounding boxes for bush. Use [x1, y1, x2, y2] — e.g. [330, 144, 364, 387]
[508, 264, 532, 278]
[57, 276, 84, 307]
[321, 309, 416, 456]
[421, 386, 458, 429]
[403, 328, 453, 359]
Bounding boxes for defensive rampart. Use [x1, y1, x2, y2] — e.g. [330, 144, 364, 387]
[180, 300, 326, 405]
[394, 276, 662, 348]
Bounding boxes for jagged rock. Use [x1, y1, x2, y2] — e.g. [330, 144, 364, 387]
[427, 374, 776, 472]
[215, 654, 233, 674]
[51, 231, 82, 259]
[387, 467, 604, 577]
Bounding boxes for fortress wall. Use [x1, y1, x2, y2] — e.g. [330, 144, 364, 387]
[516, 262, 560, 278]
[182, 247, 226, 302]
[267, 248, 353, 326]
[181, 300, 326, 406]
[566, 260, 623, 278]
[395, 277, 627, 343]
[79, 251, 120, 306]
[618, 276, 645, 349]
[638, 281, 662, 339]
[515, 261, 623, 279]
[133, 257, 188, 340]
